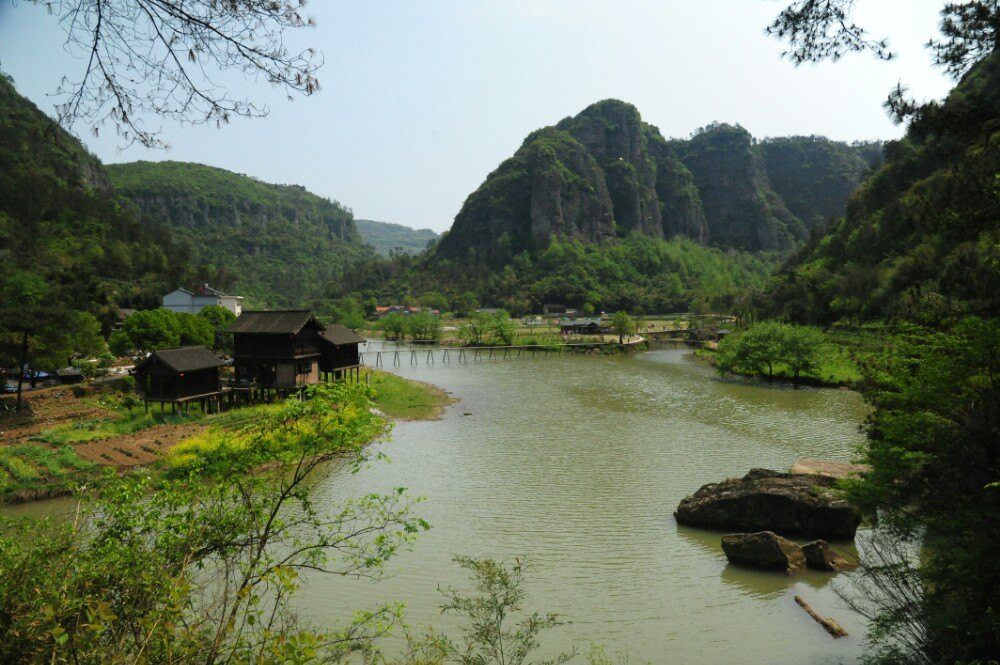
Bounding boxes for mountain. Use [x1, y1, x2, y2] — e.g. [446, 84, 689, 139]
[434, 100, 874, 267]
[0, 73, 195, 325]
[760, 135, 876, 229]
[355, 219, 439, 256]
[670, 123, 804, 251]
[107, 161, 374, 308]
[766, 52, 1000, 324]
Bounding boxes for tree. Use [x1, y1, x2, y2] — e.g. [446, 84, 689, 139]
[0, 272, 84, 410]
[112, 308, 182, 357]
[420, 292, 450, 313]
[777, 324, 825, 379]
[331, 297, 367, 330]
[410, 557, 575, 665]
[715, 321, 786, 379]
[407, 311, 442, 342]
[0, 384, 426, 663]
[463, 312, 492, 346]
[379, 313, 407, 341]
[29, 0, 322, 147]
[841, 318, 1000, 661]
[489, 311, 517, 347]
[769, 1, 1000, 118]
[176, 312, 215, 347]
[454, 292, 480, 318]
[198, 305, 236, 353]
[611, 311, 636, 344]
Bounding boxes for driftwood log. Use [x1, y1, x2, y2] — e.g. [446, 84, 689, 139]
[794, 595, 848, 638]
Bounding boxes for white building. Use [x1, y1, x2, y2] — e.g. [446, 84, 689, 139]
[163, 284, 243, 316]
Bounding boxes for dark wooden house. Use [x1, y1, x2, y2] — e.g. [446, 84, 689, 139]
[319, 325, 366, 381]
[132, 346, 226, 412]
[227, 311, 324, 394]
[559, 318, 611, 335]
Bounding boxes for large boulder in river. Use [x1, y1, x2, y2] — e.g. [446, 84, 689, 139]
[674, 468, 861, 540]
[721, 531, 806, 574]
[802, 540, 858, 572]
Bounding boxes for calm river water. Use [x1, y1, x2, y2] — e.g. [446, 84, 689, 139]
[298, 346, 870, 664]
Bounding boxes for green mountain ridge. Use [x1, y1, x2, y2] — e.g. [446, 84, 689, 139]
[766, 51, 1000, 324]
[433, 100, 878, 269]
[355, 219, 439, 256]
[107, 161, 374, 309]
[0, 73, 197, 326]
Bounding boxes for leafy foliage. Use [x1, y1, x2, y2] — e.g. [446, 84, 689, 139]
[716, 321, 826, 380]
[396, 234, 776, 316]
[0, 74, 199, 327]
[843, 318, 1000, 662]
[766, 51, 1000, 325]
[109, 307, 219, 357]
[108, 160, 374, 308]
[0, 384, 427, 664]
[411, 557, 574, 665]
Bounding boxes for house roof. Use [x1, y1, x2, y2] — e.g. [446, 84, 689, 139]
[56, 367, 83, 377]
[167, 288, 194, 296]
[135, 346, 226, 373]
[320, 325, 366, 346]
[227, 310, 322, 335]
[560, 318, 603, 327]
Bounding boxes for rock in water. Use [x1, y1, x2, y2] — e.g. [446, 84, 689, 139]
[674, 468, 861, 540]
[721, 531, 806, 574]
[802, 540, 858, 572]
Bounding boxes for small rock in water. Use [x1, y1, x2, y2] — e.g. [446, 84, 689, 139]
[802, 540, 858, 572]
[721, 531, 806, 574]
[463, 412, 472, 416]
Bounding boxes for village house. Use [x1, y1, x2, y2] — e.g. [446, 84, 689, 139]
[163, 284, 243, 316]
[319, 325, 366, 382]
[375, 305, 440, 317]
[559, 318, 611, 335]
[227, 311, 324, 395]
[132, 346, 226, 413]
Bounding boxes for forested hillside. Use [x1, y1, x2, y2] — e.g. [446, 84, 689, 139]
[107, 161, 374, 308]
[766, 51, 1000, 324]
[355, 219, 438, 256]
[0, 73, 196, 325]
[433, 100, 875, 268]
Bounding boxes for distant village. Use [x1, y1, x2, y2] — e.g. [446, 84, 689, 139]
[4, 282, 734, 407]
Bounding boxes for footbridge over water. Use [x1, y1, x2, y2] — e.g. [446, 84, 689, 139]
[359, 338, 648, 368]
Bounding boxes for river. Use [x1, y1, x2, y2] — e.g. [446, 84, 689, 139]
[296, 346, 870, 664]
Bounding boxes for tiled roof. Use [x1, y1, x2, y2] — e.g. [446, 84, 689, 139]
[227, 310, 320, 335]
[320, 325, 366, 346]
[136, 346, 225, 373]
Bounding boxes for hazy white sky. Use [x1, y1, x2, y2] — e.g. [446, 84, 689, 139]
[0, 1, 955, 232]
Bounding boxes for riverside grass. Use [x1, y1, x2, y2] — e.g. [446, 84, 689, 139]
[3, 371, 450, 501]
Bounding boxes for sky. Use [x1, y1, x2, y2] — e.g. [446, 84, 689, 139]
[0, 1, 955, 233]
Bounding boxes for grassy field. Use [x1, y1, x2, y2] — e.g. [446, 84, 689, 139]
[364, 369, 456, 420]
[0, 371, 452, 502]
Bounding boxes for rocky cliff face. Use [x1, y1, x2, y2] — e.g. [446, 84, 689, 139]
[107, 161, 371, 307]
[437, 100, 714, 265]
[436, 101, 871, 265]
[673, 123, 805, 251]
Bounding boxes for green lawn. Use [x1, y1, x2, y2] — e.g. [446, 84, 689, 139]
[364, 369, 454, 420]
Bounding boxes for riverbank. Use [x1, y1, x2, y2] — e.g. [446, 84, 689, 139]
[696, 327, 888, 389]
[0, 369, 453, 503]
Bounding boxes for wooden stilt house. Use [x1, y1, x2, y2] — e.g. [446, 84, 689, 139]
[319, 324, 366, 382]
[132, 346, 226, 413]
[227, 311, 324, 397]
